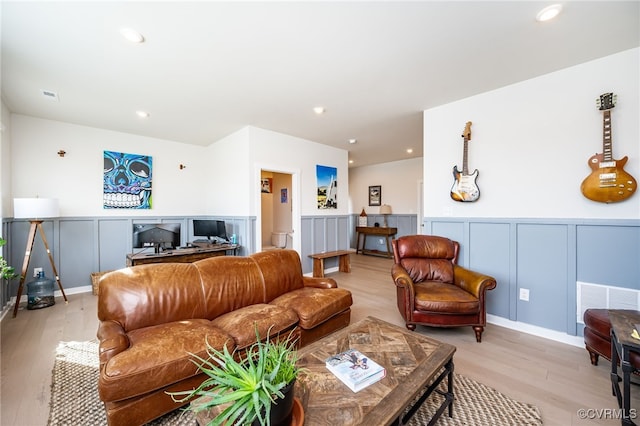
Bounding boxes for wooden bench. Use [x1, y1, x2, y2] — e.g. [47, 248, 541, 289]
[308, 249, 355, 278]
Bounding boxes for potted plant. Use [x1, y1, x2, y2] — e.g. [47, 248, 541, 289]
[169, 328, 301, 426]
[0, 238, 18, 281]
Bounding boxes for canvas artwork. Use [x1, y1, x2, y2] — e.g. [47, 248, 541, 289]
[261, 178, 272, 193]
[317, 165, 337, 209]
[103, 150, 153, 209]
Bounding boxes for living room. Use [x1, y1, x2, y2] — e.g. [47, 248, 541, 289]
[0, 2, 639, 424]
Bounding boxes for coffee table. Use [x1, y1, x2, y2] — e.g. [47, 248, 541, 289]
[609, 310, 640, 426]
[295, 316, 456, 425]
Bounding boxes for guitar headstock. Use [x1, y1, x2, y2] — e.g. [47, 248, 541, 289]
[597, 93, 617, 111]
[462, 121, 472, 142]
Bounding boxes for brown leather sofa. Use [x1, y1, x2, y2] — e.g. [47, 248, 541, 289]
[391, 235, 496, 342]
[97, 249, 352, 426]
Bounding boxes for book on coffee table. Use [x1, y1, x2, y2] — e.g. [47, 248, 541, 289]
[325, 349, 386, 393]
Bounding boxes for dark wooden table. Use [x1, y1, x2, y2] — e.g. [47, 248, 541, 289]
[609, 310, 640, 425]
[125, 244, 238, 266]
[295, 316, 456, 425]
[355, 226, 397, 258]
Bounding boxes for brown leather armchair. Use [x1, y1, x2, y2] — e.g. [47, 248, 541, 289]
[391, 235, 497, 342]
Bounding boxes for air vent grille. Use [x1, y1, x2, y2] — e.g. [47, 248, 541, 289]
[576, 281, 640, 323]
[41, 90, 59, 101]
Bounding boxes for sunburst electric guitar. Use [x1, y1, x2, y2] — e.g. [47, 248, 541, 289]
[450, 121, 480, 202]
[580, 93, 636, 203]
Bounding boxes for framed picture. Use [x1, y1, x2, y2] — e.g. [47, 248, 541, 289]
[261, 178, 272, 194]
[368, 185, 381, 206]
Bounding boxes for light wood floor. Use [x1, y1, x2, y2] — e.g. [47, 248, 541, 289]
[1, 254, 638, 425]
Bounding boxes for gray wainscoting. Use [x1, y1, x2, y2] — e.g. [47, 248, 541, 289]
[424, 217, 640, 337]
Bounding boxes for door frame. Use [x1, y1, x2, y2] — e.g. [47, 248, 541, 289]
[255, 164, 301, 253]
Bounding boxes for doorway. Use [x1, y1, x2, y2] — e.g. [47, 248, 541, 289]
[259, 169, 299, 251]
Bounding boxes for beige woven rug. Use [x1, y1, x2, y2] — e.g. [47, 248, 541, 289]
[48, 340, 543, 425]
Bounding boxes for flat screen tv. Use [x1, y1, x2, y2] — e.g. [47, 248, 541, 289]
[193, 219, 228, 243]
[132, 223, 181, 252]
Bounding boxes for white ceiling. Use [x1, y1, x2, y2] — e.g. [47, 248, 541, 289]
[2, 1, 639, 168]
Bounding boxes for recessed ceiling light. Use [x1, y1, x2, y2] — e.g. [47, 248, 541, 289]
[313, 106, 325, 115]
[406, 148, 413, 154]
[348, 139, 357, 144]
[136, 110, 150, 118]
[120, 28, 145, 43]
[536, 4, 562, 22]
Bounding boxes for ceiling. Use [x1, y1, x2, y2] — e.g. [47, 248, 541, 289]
[2, 1, 639, 168]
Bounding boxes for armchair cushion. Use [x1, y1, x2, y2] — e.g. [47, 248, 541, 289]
[400, 259, 454, 284]
[415, 281, 480, 314]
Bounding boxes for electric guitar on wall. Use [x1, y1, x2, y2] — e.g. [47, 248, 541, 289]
[450, 121, 480, 202]
[580, 93, 636, 203]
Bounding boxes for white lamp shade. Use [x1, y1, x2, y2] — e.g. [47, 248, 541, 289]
[379, 204, 392, 215]
[14, 198, 60, 219]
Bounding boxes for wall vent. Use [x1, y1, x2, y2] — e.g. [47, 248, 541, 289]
[576, 281, 640, 323]
[41, 89, 59, 101]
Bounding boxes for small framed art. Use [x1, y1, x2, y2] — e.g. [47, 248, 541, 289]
[368, 185, 381, 206]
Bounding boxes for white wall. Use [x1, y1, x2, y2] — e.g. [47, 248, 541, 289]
[205, 127, 252, 216]
[10, 115, 209, 216]
[348, 157, 422, 215]
[1, 100, 12, 220]
[246, 127, 349, 217]
[424, 48, 639, 219]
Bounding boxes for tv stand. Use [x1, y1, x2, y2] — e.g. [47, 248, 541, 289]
[126, 244, 239, 266]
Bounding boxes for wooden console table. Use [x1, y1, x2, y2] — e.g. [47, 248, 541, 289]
[126, 244, 238, 266]
[355, 226, 397, 258]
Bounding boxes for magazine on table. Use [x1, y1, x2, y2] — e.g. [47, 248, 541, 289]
[325, 348, 386, 392]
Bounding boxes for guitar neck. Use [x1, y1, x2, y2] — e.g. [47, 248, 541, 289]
[462, 139, 469, 175]
[602, 110, 613, 161]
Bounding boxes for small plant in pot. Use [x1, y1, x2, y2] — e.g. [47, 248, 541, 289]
[169, 327, 300, 426]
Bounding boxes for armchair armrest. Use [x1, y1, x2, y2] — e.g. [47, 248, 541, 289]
[97, 320, 130, 369]
[453, 265, 497, 299]
[303, 276, 338, 289]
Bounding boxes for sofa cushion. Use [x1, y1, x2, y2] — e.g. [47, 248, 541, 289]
[251, 250, 305, 302]
[414, 281, 480, 314]
[99, 320, 232, 402]
[211, 304, 299, 350]
[270, 287, 353, 329]
[194, 256, 266, 318]
[98, 263, 207, 332]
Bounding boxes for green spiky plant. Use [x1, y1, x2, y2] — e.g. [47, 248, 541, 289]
[0, 238, 18, 281]
[169, 327, 300, 426]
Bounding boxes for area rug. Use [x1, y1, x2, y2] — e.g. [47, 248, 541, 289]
[48, 340, 543, 425]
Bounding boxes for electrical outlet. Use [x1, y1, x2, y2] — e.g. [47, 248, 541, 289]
[33, 267, 43, 278]
[378, 238, 384, 244]
[519, 288, 530, 302]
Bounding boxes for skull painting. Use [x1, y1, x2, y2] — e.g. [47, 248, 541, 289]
[103, 151, 152, 209]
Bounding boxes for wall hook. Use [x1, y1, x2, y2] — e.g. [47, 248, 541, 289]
[57, 150, 66, 157]
[179, 164, 186, 170]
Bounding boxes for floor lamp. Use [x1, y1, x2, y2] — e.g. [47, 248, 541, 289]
[12, 198, 68, 318]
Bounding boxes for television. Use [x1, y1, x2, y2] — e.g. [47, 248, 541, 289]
[193, 219, 228, 243]
[132, 223, 181, 253]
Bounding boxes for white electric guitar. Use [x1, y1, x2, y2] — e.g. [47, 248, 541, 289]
[450, 121, 480, 202]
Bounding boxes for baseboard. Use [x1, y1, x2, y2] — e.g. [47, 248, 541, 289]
[0, 285, 94, 322]
[487, 314, 584, 348]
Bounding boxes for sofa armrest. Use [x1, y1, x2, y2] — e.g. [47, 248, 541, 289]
[97, 320, 130, 369]
[302, 276, 338, 289]
[453, 265, 497, 299]
[391, 264, 415, 293]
